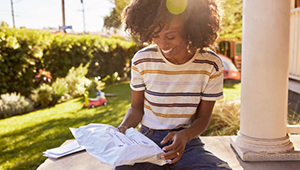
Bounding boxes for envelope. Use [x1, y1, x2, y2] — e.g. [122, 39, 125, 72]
[43, 140, 85, 158]
[70, 123, 168, 166]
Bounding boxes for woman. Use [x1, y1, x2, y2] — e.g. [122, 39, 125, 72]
[117, 0, 231, 169]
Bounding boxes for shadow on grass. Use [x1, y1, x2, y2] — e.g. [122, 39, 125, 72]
[0, 111, 123, 170]
[0, 82, 131, 170]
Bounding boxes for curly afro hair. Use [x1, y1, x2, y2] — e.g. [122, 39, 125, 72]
[122, 0, 221, 49]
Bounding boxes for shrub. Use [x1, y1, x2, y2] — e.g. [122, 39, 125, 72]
[31, 84, 53, 108]
[0, 24, 53, 96]
[64, 63, 92, 97]
[0, 25, 140, 97]
[51, 77, 70, 103]
[203, 100, 240, 136]
[0, 93, 34, 119]
[30, 64, 103, 108]
[203, 100, 300, 136]
[41, 34, 91, 80]
[101, 72, 120, 86]
[87, 45, 137, 79]
[51, 66, 102, 101]
[86, 80, 100, 98]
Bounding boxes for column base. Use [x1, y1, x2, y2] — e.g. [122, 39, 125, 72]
[230, 132, 300, 161]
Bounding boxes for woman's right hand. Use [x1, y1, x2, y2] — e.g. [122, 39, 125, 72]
[117, 126, 128, 134]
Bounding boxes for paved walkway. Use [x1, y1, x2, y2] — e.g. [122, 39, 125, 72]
[37, 135, 300, 170]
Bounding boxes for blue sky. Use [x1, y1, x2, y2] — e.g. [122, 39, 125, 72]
[0, 0, 115, 33]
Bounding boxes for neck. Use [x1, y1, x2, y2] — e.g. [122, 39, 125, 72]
[169, 47, 196, 64]
[172, 52, 192, 64]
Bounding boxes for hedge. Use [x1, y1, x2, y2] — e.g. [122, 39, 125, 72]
[0, 23, 140, 97]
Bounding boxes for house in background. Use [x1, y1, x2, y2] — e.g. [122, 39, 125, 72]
[217, 0, 300, 116]
[289, 0, 300, 116]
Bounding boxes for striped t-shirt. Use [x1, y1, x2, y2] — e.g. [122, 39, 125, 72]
[130, 44, 223, 130]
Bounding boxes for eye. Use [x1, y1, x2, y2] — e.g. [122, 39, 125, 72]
[166, 33, 176, 40]
[152, 34, 159, 39]
[167, 36, 175, 40]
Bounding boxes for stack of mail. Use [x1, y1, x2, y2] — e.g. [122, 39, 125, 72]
[43, 140, 85, 158]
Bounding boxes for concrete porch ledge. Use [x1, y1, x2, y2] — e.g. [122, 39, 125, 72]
[37, 135, 300, 170]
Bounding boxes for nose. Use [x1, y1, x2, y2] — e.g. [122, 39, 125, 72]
[155, 37, 170, 50]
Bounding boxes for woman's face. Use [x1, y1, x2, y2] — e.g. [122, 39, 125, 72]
[152, 20, 189, 62]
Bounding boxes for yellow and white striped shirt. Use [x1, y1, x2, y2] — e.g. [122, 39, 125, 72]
[130, 45, 223, 130]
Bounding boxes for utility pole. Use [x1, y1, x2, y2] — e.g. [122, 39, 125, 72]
[81, 0, 86, 34]
[10, 0, 15, 28]
[62, 0, 66, 27]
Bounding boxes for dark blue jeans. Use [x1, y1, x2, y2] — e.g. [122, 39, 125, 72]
[115, 125, 231, 170]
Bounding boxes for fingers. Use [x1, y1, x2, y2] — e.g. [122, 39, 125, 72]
[161, 149, 184, 164]
[117, 126, 128, 134]
[160, 131, 187, 164]
[162, 141, 178, 152]
[168, 153, 181, 164]
[160, 132, 174, 145]
[161, 132, 179, 151]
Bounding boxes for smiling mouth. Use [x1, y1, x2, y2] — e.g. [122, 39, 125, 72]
[161, 48, 174, 54]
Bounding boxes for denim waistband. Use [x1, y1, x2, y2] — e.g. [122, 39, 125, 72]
[140, 124, 186, 132]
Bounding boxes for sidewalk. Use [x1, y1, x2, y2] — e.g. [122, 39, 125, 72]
[37, 135, 300, 170]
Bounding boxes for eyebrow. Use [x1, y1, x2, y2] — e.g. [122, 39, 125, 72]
[152, 30, 176, 37]
[165, 31, 176, 35]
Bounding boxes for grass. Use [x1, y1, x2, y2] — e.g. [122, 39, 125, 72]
[222, 83, 241, 101]
[288, 102, 300, 125]
[203, 83, 242, 136]
[0, 82, 131, 170]
[0, 82, 241, 170]
[206, 100, 240, 136]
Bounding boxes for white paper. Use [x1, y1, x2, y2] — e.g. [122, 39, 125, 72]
[70, 123, 168, 166]
[43, 140, 85, 158]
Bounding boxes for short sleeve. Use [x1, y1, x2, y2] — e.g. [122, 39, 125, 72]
[130, 53, 146, 91]
[201, 55, 224, 101]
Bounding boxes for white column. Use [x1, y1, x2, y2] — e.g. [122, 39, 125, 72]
[230, 0, 299, 161]
[241, 0, 290, 139]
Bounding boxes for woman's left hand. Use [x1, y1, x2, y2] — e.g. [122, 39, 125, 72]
[160, 130, 189, 164]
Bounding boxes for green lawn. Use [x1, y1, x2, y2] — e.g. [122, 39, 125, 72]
[0, 82, 131, 170]
[0, 82, 241, 170]
[223, 83, 241, 101]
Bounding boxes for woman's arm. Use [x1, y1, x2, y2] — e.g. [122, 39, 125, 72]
[160, 100, 216, 164]
[180, 100, 215, 141]
[118, 90, 145, 133]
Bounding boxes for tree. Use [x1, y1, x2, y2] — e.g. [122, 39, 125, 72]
[103, 0, 243, 41]
[1, 22, 9, 28]
[218, 0, 243, 41]
[104, 8, 122, 29]
[103, 0, 131, 30]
